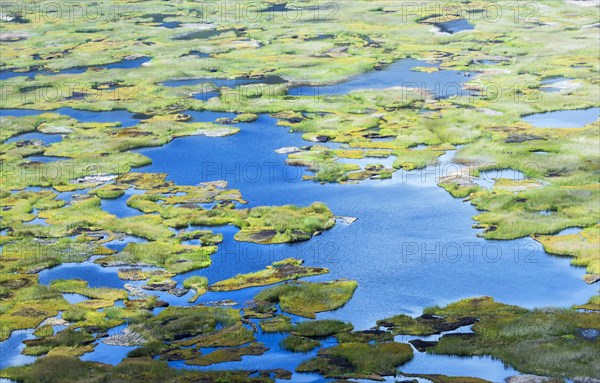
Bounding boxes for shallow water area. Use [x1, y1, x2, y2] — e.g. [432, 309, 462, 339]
[137, 112, 597, 333]
[5, 131, 63, 145]
[288, 59, 475, 99]
[474, 169, 527, 189]
[100, 188, 146, 219]
[22, 155, 67, 163]
[522, 107, 599, 128]
[0, 330, 36, 370]
[435, 18, 475, 34]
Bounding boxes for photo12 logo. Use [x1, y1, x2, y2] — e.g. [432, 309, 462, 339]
[198, 1, 340, 23]
[398, 1, 540, 24]
[1, 1, 142, 24]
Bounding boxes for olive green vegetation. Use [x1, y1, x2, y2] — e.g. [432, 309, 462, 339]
[130, 305, 241, 343]
[49, 279, 127, 302]
[185, 342, 269, 366]
[22, 329, 95, 357]
[377, 313, 477, 336]
[243, 300, 278, 319]
[124, 306, 264, 365]
[259, 315, 293, 333]
[377, 296, 527, 336]
[576, 295, 600, 311]
[255, 280, 358, 319]
[423, 297, 600, 379]
[0, 355, 275, 383]
[293, 320, 354, 337]
[182, 276, 209, 303]
[0, 283, 69, 341]
[1, 0, 599, 380]
[279, 319, 354, 352]
[209, 258, 329, 291]
[280, 335, 321, 353]
[297, 342, 414, 379]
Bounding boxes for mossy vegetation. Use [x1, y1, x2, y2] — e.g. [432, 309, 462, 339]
[255, 280, 358, 319]
[185, 342, 269, 366]
[297, 342, 413, 379]
[209, 258, 329, 291]
[293, 320, 354, 338]
[0, 356, 275, 383]
[280, 334, 320, 353]
[1, 0, 599, 380]
[423, 297, 600, 379]
[182, 275, 209, 302]
[259, 315, 293, 333]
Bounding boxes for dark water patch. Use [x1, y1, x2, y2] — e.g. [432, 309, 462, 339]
[0, 67, 86, 80]
[435, 18, 475, 34]
[305, 34, 334, 41]
[172, 28, 237, 41]
[159, 21, 181, 29]
[143, 13, 175, 23]
[259, 3, 288, 12]
[184, 50, 210, 58]
[104, 57, 151, 69]
[523, 107, 599, 128]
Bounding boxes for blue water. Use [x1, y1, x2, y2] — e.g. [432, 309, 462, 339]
[135, 115, 595, 330]
[63, 293, 90, 304]
[1, 108, 145, 128]
[38, 262, 125, 289]
[100, 188, 146, 219]
[81, 324, 136, 365]
[104, 57, 151, 70]
[5, 132, 63, 144]
[523, 107, 599, 128]
[435, 18, 475, 34]
[0, 57, 150, 80]
[24, 155, 67, 163]
[288, 59, 474, 99]
[3, 56, 597, 381]
[0, 330, 36, 370]
[474, 169, 527, 190]
[159, 21, 182, 29]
